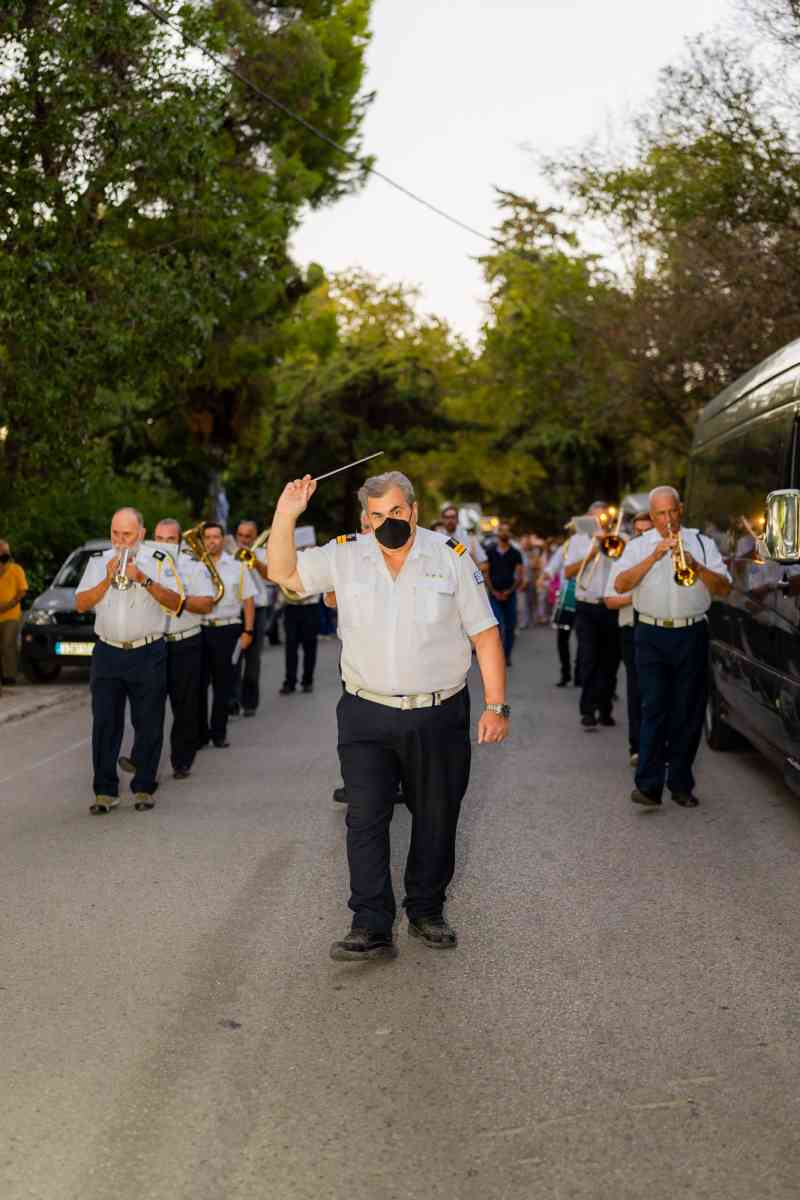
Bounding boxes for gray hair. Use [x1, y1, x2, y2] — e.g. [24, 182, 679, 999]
[358, 471, 416, 513]
[648, 486, 681, 508]
[155, 517, 181, 534]
[112, 506, 145, 527]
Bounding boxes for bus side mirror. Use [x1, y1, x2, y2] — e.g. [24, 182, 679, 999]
[762, 489, 800, 562]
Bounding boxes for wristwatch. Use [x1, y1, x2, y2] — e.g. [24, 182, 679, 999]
[485, 703, 511, 718]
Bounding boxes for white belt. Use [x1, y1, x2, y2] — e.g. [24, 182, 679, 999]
[100, 634, 164, 651]
[637, 614, 706, 629]
[344, 682, 465, 710]
[576, 595, 601, 606]
[203, 617, 241, 628]
[165, 626, 201, 643]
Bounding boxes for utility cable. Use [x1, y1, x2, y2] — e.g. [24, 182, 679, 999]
[132, 0, 505, 253]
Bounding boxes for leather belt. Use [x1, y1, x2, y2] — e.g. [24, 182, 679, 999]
[344, 682, 465, 710]
[100, 634, 164, 651]
[203, 617, 241, 628]
[637, 614, 706, 629]
[165, 626, 201, 642]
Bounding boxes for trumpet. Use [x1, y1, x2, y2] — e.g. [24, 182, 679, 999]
[669, 521, 697, 588]
[235, 527, 269, 570]
[111, 547, 133, 590]
[598, 506, 626, 559]
[182, 522, 225, 604]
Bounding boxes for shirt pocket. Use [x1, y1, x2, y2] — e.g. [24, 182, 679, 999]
[343, 579, 377, 627]
[415, 578, 457, 624]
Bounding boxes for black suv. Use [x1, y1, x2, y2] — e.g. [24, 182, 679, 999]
[20, 539, 110, 682]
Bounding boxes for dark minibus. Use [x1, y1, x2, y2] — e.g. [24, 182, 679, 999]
[688, 335, 800, 793]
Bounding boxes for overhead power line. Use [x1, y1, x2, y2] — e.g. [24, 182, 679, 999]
[133, 0, 503, 252]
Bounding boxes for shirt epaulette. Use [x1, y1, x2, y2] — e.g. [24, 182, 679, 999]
[336, 534, 358, 545]
[446, 537, 467, 557]
[153, 550, 166, 561]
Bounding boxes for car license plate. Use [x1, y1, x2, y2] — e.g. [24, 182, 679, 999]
[55, 641, 95, 656]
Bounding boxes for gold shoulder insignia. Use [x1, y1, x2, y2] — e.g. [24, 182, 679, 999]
[336, 533, 358, 544]
[446, 537, 466, 557]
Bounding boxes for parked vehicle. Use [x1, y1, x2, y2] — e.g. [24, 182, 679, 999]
[20, 540, 110, 682]
[688, 336, 800, 792]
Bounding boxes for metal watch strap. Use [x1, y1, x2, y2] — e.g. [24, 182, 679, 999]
[485, 703, 510, 718]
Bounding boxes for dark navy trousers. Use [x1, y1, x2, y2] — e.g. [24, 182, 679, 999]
[634, 620, 708, 798]
[490, 593, 517, 661]
[337, 688, 471, 935]
[90, 639, 167, 797]
[575, 601, 619, 718]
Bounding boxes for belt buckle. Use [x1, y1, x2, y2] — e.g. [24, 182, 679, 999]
[400, 695, 412, 711]
[662, 619, 674, 629]
[122, 640, 133, 650]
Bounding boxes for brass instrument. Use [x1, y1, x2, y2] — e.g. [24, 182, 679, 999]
[598, 506, 626, 559]
[235, 527, 269, 570]
[577, 506, 624, 588]
[669, 521, 698, 588]
[182, 522, 225, 604]
[111, 547, 133, 590]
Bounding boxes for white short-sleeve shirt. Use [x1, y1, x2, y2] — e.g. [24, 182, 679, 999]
[565, 533, 617, 603]
[615, 526, 731, 620]
[606, 559, 634, 628]
[160, 549, 216, 636]
[76, 545, 181, 644]
[202, 551, 256, 622]
[296, 526, 497, 695]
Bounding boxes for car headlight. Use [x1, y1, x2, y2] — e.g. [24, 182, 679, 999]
[27, 610, 57, 625]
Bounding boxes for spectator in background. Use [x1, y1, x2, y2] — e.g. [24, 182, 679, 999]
[440, 504, 489, 581]
[486, 522, 524, 667]
[0, 539, 28, 687]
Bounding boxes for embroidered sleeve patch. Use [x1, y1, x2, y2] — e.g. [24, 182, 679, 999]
[445, 537, 466, 556]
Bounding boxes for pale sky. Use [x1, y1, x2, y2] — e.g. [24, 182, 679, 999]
[292, 0, 735, 343]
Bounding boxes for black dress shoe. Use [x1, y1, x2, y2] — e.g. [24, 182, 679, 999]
[671, 792, 700, 807]
[329, 928, 397, 961]
[555, 677, 570, 688]
[581, 714, 597, 729]
[243, 708, 255, 717]
[598, 714, 616, 727]
[332, 787, 348, 804]
[408, 916, 458, 948]
[302, 682, 313, 693]
[279, 683, 295, 695]
[173, 768, 191, 780]
[631, 787, 662, 807]
[212, 739, 230, 749]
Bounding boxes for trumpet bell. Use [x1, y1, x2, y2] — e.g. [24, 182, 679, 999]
[601, 535, 626, 559]
[674, 565, 697, 588]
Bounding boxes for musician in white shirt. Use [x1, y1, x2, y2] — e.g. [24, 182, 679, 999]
[613, 486, 731, 809]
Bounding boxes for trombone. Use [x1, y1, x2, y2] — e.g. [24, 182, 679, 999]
[668, 521, 698, 587]
[235, 527, 269, 570]
[577, 506, 625, 588]
[182, 523, 225, 604]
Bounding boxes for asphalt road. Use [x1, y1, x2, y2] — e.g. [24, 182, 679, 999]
[3, 629, 800, 1200]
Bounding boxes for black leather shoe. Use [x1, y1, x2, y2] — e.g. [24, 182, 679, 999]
[243, 708, 255, 717]
[581, 714, 597, 729]
[329, 928, 397, 961]
[279, 683, 295, 695]
[173, 768, 191, 780]
[332, 787, 347, 804]
[598, 714, 616, 727]
[556, 677, 570, 688]
[302, 683, 313, 693]
[671, 792, 700, 807]
[631, 788, 661, 807]
[408, 916, 457, 949]
[118, 756, 135, 774]
[212, 739, 230, 749]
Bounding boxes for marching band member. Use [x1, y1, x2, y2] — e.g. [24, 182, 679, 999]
[614, 486, 731, 808]
[268, 469, 507, 962]
[200, 523, 256, 749]
[75, 507, 182, 814]
[233, 520, 270, 717]
[564, 502, 621, 729]
[604, 509, 653, 767]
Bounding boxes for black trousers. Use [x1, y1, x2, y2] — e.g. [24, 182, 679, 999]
[635, 620, 708, 798]
[575, 601, 620, 718]
[234, 605, 266, 712]
[621, 625, 642, 755]
[202, 623, 240, 744]
[90, 639, 166, 797]
[167, 634, 204, 771]
[555, 610, 575, 681]
[283, 604, 319, 687]
[337, 688, 472, 935]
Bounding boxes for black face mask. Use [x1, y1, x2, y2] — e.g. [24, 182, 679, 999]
[0, 554, 10, 564]
[375, 517, 412, 550]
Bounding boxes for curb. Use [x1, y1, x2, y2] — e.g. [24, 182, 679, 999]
[0, 690, 89, 728]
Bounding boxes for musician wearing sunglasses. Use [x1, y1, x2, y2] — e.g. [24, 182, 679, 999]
[613, 486, 731, 809]
[0, 539, 28, 689]
[268, 469, 507, 963]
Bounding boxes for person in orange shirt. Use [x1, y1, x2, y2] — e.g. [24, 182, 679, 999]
[0, 539, 28, 687]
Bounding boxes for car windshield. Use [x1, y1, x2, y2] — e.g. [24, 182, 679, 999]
[53, 550, 100, 590]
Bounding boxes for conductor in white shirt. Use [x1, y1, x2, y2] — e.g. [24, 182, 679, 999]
[614, 486, 732, 808]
